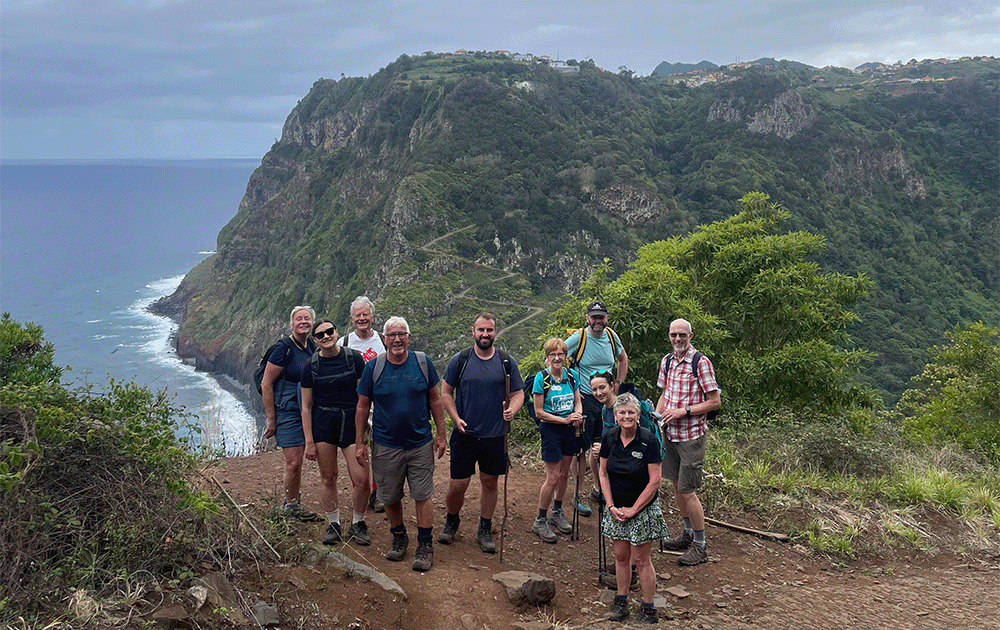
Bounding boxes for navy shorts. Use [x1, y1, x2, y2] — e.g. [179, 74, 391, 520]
[450, 431, 508, 478]
[311, 406, 356, 449]
[539, 422, 579, 463]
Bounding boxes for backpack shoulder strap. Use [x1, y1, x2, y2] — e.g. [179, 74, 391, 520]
[414, 351, 430, 386]
[372, 352, 387, 385]
[454, 347, 473, 389]
[309, 350, 321, 382]
[572, 328, 587, 365]
[606, 326, 620, 358]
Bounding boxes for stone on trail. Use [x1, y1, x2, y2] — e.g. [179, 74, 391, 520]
[320, 549, 408, 600]
[492, 570, 556, 605]
[251, 600, 281, 627]
[665, 585, 691, 598]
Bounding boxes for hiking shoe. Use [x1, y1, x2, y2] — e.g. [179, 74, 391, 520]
[322, 522, 343, 545]
[637, 603, 658, 624]
[590, 486, 603, 505]
[677, 542, 708, 566]
[385, 530, 408, 561]
[576, 496, 592, 517]
[345, 521, 371, 546]
[283, 502, 321, 522]
[605, 595, 630, 621]
[438, 516, 459, 544]
[411, 540, 433, 572]
[369, 489, 385, 513]
[532, 516, 557, 543]
[660, 529, 693, 551]
[476, 522, 496, 554]
[548, 508, 573, 534]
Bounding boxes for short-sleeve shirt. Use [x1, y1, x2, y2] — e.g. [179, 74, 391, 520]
[444, 349, 524, 439]
[300, 349, 365, 410]
[341, 331, 386, 363]
[267, 337, 313, 384]
[565, 328, 625, 395]
[532, 368, 578, 418]
[656, 346, 719, 442]
[600, 426, 662, 509]
[357, 351, 439, 450]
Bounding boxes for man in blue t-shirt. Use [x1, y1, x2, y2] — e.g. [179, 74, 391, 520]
[565, 300, 629, 514]
[355, 316, 446, 572]
[439, 313, 524, 554]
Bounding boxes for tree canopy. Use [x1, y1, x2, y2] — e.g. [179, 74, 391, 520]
[543, 193, 878, 419]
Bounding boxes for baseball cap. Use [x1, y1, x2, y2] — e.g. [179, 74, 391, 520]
[586, 300, 608, 316]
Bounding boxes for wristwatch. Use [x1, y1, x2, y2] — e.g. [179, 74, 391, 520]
[685, 405, 691, 416]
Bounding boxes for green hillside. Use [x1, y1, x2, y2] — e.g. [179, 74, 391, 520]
[159, 53, 998, 405]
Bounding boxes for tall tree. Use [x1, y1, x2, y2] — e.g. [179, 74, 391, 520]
[545, 192, 877, 419]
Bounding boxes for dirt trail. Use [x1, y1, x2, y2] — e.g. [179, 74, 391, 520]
[209, 450, 1000, 629]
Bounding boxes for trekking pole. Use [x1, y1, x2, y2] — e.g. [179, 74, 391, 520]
[571, 418, 583, 541]
[499, 367, 512, 563]
[597, 497, 608, 586]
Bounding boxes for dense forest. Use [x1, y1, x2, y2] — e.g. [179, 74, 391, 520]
[157, 53, 998, 406]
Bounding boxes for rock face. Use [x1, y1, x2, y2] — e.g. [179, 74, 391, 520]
[708, 89, 816, 138]
[824, 145, 927, 198]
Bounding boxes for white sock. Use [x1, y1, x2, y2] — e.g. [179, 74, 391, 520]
[327, 509, 340, 525]
[353, 511, 365, 524]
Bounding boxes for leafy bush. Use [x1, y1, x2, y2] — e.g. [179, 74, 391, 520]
[0, 314, 270, 621]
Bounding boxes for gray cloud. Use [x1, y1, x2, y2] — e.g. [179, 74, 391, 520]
[2, 0, 996, 158]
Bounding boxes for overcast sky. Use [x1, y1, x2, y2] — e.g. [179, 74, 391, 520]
[2, 1, 997, 160]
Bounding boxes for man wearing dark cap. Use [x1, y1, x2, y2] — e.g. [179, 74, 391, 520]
[565, 300, 629, 514]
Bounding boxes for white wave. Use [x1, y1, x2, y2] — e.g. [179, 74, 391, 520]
[86, 319, 105, 324]
[198, 250, 216, 255]
[126, 275, 256, 455]
[90, 334, 120, 340]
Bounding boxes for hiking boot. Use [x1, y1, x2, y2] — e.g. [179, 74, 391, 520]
[660, 529, 693, 551]
[575, 496, 592, 517]
[476, 522, 496, 554]
[605, 595, 630, 621]
[411, 540, 433, 572]
[345, 521, 371, 546]
[677, 542, 708, 566]
[385, 530, 408, 561]
[438, 516, 459, 544]
[283, 502, 321, 522]
[548, 508, 573, 534]
[369, 488, 385, 513]
[637, 603, 658, 624]
[322, 522, 343, 545]
[532, 516, 557, 543]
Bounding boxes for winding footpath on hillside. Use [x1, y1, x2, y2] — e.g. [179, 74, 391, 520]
[418, 224, 545, 338]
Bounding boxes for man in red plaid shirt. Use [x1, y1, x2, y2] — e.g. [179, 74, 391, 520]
[655, 318, 721, 566]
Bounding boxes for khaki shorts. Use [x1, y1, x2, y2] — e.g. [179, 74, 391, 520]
[372, 440, 435, 504]
[661, 434, 706, 495]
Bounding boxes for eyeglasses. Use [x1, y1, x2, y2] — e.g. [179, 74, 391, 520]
[313, 328, 337, 339]
[385, 331, 409, 339]
[669, 333, 689, 338]
[547, 352, 566, 358]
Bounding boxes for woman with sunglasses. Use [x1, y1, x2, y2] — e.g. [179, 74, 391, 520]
[261, 305, 319, 521]
[301, 320, 369, 545]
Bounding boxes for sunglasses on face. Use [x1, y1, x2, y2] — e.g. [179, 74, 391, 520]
[313, 328, 337, 339]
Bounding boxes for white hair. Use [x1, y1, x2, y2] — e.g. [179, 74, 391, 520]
[383, 316, 410, 334]
[350, 295, 375, 316]
[289, 305, 316, 327]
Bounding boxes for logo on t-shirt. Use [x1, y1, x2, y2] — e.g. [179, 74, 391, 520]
[362, 347, 378, 362]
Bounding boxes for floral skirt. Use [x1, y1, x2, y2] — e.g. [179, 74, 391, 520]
[601, 500, 671, 546]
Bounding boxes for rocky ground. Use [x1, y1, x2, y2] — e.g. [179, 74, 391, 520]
[197, 448, 999, 630]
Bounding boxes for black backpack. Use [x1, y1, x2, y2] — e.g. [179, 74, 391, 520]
[524, 368, 577, 426]
[663, 351, 719, 421]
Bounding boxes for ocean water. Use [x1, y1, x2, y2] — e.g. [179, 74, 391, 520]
[1, 159, 260, 454]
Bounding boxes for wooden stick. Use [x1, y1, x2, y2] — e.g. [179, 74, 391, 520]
[705, 516, 790, 542]
[209, 474, 282, 560]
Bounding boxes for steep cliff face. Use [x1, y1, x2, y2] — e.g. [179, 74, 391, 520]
[158, 55, 998, 403]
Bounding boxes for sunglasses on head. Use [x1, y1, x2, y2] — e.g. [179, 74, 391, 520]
[313, 328, 337, 339]
[590, 369, 612, 377]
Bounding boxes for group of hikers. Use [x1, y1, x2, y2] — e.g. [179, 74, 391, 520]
[258, 297, 720, 624]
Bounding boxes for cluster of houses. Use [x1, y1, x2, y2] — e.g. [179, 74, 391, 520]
[422, 49, 581, 74]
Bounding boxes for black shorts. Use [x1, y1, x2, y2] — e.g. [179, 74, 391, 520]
[449, 431, 508, 479]
[581, 393, 604, 448]
[311, 406, 356, 449]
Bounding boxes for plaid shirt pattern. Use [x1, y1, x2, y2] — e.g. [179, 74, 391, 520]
[657, 346, 718, 442]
